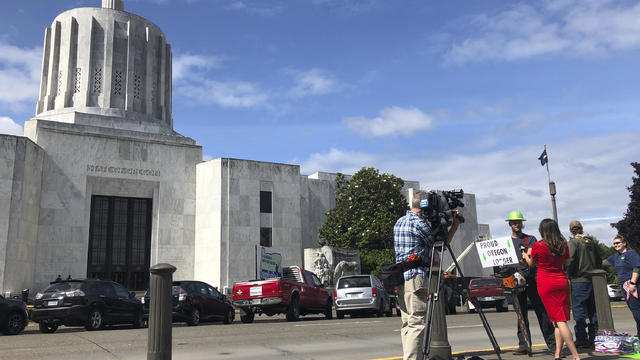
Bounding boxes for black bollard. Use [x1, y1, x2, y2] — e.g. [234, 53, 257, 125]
[147, 263, 176, 360]
[587, 269, 615, 333]
[428, 269, 452, 360]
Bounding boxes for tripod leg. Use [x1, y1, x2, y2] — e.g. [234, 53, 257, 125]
[422, 244, 442, 357]
[445, 243, 502, 360]
[470, 296, 503, 360]
[512, 291, 532, 357]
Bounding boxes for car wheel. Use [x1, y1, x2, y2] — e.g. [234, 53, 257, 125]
[286, 296, 300, 322]
[223, 308, 234, 324]
[240, 311, 254, 324]
[3, 312, 26, 335]
[336, 310, 344, 319]
[39, 321, 58, 334]
[324, 299, 333, 320]
[86, 308, 105, 331]
[187, 307, 200, 326]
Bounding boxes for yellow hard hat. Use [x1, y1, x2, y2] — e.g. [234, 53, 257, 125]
[506, 211, 526, 221]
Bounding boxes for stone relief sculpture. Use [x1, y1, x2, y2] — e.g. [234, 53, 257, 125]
[304, 246, 361, 287]
[333, 260, 359, 281]
[313, 253, 331, 287]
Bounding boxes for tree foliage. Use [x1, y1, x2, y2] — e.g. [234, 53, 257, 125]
[612, 162, 640, 250]
[318, 167, 408, 275]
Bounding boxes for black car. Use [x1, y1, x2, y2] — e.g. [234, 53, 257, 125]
[31, 279, 143, 333]
[0, 295, 28, 335]
[142, 280, 234, 326]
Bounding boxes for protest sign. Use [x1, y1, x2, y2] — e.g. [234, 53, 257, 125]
[475, 236, 519, 268]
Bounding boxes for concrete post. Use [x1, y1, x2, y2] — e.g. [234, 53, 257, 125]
[588, 269, 615, 333]
[428, 270, 451, 360]
[147, 263, 176, 360]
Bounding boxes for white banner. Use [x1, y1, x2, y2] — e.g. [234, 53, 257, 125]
[475, 236, 519, 268]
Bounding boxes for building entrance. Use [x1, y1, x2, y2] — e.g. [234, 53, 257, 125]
[87, 196, 152, 290]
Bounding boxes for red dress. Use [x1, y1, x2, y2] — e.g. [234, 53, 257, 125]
[531, 240, 570, 322]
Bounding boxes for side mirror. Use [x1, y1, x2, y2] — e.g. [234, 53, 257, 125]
[129, 291, 136, 299]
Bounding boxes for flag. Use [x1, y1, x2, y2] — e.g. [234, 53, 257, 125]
[538, 149, 548, 166]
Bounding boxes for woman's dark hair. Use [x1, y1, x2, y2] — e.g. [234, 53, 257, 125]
[538, 218, 566, 256]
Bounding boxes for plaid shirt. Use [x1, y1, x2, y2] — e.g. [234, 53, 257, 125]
[394, 210, 434, 280]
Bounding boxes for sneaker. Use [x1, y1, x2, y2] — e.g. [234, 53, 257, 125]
[512, 347, 529, 355]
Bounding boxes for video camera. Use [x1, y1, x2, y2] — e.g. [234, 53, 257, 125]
[418, 189, 465, 242]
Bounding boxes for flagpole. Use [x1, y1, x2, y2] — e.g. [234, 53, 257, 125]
[544, 144, 559, 223]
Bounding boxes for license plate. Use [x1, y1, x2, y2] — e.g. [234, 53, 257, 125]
[347, 293, 362, 298]
[47, 300, 58, 307]
[251, 298, 261, 304]
[250, 286, 262, 296]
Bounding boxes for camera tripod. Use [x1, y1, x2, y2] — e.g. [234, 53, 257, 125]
[423, 240, 502, 360]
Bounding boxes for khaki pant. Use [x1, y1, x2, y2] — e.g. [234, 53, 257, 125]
[397, 274, 428, 360]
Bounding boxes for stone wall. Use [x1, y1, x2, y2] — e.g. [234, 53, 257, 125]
[24, 119, 200, 291]
[0, 136, 44, 294]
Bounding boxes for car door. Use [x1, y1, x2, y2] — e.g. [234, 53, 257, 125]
[95, 282, 119, 322]
[112, 282, 138, 324]
[194, 282, 214, 319]
[310, 272, 326, 309]
[207, 286, 227, 319]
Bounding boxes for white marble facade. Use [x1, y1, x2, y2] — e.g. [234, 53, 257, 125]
[0, 0, 487, 296]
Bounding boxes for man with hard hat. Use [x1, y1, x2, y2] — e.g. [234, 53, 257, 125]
[506, 211, 556, 355]
[567, 220, 600, 348]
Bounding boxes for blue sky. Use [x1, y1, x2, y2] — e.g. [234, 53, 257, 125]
[1, 0, 639, 244]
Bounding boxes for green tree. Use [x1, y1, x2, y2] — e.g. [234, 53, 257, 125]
[318, 167, 408, 275]
[612, 162, 640, 250]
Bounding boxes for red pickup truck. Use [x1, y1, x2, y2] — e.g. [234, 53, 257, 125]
[232, 266, 333, 323]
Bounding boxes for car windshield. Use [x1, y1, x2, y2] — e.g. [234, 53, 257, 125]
[470, 279, 499, 287]
[338, 276, 371, 289]
[43, 282, 84, 292]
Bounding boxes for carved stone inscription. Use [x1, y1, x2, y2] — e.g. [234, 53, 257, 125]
[86, 164, 161, 177]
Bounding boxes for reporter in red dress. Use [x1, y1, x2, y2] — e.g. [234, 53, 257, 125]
[523, 218, 580, 360]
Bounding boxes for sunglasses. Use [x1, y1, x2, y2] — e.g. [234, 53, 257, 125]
[613, 242, 622, 245]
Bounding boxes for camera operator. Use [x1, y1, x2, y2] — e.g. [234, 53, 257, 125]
[394, 191, 461, 360]
[506, 211, 556, 355]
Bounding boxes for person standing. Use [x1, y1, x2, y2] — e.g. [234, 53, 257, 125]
[523, 218, 580, 360]
[567, 220, 600, 348]
[505, 210, 556, 355]
[605, 235, 640, 336]
[394, 191, 460, 360]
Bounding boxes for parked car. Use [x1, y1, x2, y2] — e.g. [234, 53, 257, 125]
[232, 266, 333, 323]
[608, 284, 624, 301]
[334, 274, 392, 319]
[31, 279, 143, 333]
[467, 277, 508, 313]
[0, 295, 28, 335]
[142, 281, 234, 326]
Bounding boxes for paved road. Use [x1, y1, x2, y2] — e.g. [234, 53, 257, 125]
[0, 304, 634, 359]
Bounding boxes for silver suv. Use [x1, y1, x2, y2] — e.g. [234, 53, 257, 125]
[334, 275, 392, 319]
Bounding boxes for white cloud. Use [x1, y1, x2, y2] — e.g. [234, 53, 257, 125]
[176, 79, 268, 108]
[0, 42, 42, 105]
[0, 116, 23, 136]
[301, 132, 639, 245]
[343, 106, 434, 137]
[443, 1, 640, 64]
[300, 148, 376, 175]
[285, 68, 341, 97]
[223, 1, 285, 16]
[173, 53, 224, 82]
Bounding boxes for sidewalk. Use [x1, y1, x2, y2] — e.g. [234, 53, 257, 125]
[454, 343, 631, 360]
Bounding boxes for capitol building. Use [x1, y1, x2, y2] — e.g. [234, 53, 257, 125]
[0, 0, 485, 295]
